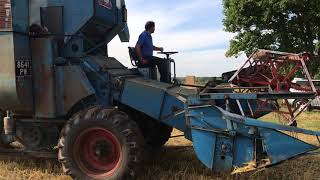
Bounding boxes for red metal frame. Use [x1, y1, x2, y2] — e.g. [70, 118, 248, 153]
[229, 50, 317, 125]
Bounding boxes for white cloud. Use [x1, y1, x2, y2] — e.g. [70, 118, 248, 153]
[174, 49, 246, 77]
[153, 29, 234, 52]
[108, 0, 246, 77]
[109, 42, 246, 77]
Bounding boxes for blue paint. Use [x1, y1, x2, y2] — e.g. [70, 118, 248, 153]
[218, 107, 320, 136]
[119, 78, 320, 172]
[11, 0, 29, 32]
[184, 97, 320, 171]
[191, 124, 216, 169]
[162, 112, 187, 133]
[233, 136, 255, 167]
[3, 0, 320, 175]
[198, 93, 258, 100]
[260, 129, 318, 164]
[160, 93, 185, 119]
[121, 80, 166, 119]
[213, 136, 233, 171]
[189, 106, 228, 130]
[95, 0, 117, 26]
[188, 106, 233, 171]
[63, 0, 94, 37]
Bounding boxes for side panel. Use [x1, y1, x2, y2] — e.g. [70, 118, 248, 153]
[13, 33, 33, 112]
[11, 0, 29, 32]
[0, 32, 20, 108]
[55, 66, 95, 116]
[40, 6, 64, 53]
[0, 0, 33, 112]
[121, 80, 165, 119]
[13, 0, 33, 112]
[233, 136, 255, 167]
[119, 78, 189, 131]
[29, 0, 64, 26]
[63, 0, 94, 36]
[32, 38, 56, 118]
[94, 0, 116, 27]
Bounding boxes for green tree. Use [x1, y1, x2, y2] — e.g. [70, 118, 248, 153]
[223, 0, 320, 76]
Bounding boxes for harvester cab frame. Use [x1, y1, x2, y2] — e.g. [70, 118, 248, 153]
[0, 0, 320, 180]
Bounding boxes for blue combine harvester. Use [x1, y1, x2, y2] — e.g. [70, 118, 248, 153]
[0, 0, 319, 179]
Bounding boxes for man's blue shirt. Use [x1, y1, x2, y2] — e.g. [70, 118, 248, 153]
[137, 31, 153, 58]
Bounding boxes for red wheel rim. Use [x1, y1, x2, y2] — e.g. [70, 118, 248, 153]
[73, 128, 122, 178]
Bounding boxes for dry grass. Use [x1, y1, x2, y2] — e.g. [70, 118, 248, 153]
[0, 112, 319, 180]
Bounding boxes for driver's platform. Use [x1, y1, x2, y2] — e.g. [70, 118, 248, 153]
[128, 47, 178, 83]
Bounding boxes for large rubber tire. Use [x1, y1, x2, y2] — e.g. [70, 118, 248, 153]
[58, 107, 144, 180]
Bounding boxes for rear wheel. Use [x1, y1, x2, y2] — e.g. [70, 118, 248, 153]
[58, 107, 144, 180]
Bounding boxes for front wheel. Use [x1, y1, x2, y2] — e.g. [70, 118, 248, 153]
[58, 107, 144, 180]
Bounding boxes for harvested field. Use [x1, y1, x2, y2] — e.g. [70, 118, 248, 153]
[0, 111, 319, 180]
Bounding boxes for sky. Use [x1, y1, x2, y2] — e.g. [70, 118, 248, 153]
[108, 0, 247, 77]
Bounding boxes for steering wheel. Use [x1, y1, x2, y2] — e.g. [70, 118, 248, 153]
[158, 51, 179, 59]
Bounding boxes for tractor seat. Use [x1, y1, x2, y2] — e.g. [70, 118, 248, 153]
[128, 47, 158, 80]
[128, 47, 141, 67]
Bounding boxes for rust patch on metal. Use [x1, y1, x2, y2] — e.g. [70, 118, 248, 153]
[0, 0, 12, 29]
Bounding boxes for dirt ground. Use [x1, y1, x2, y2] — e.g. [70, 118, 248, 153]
[0, 112, 319, 180]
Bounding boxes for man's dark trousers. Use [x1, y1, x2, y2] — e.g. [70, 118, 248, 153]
[143, 56, 171, 83]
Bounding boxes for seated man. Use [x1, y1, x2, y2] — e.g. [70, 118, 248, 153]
[135, 21, 170, 83]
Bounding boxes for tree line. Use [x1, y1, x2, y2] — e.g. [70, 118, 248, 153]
[223, 0, 320, 79]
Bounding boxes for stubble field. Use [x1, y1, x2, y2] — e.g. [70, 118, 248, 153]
[0, 112, 319, 180]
